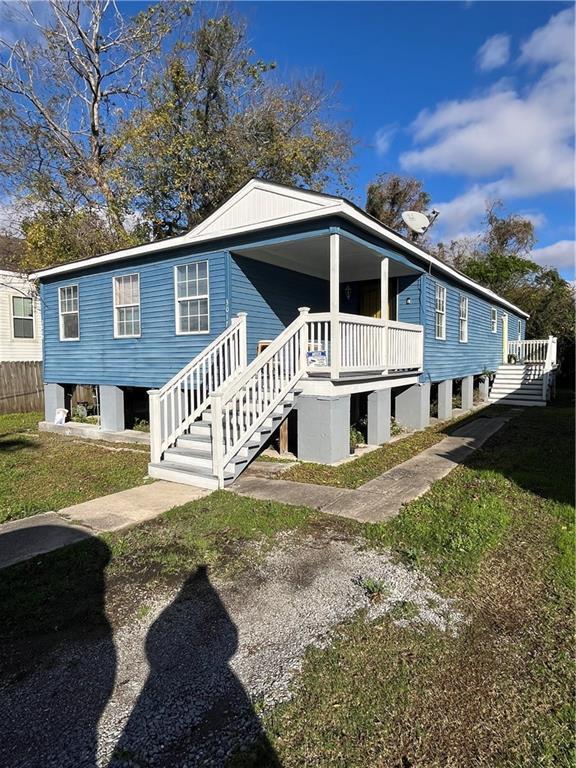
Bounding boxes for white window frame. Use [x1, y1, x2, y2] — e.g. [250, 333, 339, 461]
[59, 284, 80, 341]
[113, 273, 141, 339]
[12, 295, 35, 340]
[518, 319, 522, 340]
[490, 307, 498, 333]
[459, 295, 468, 343]
[174, 261, 210, 336]
[435, 283, 446, 340]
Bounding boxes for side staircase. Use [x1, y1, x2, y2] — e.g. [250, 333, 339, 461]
[489, 337, 558, 407]
[148, 308, 311, 489]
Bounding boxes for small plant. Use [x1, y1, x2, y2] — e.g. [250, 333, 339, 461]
[390, 417, 404, 437]
[350, 425, 365, 452]
[132, 418, 150, 433]
[355, 575, 390, 603]
[390, 599, 420, 621]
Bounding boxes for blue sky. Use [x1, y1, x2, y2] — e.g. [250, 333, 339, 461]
[230, 1, 574, 280]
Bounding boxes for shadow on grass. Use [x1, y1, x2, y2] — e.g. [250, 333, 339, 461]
[0, 533, 281, 767]
[0, 436, 38, 452]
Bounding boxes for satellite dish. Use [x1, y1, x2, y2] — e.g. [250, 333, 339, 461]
[402, 210, 430, 235]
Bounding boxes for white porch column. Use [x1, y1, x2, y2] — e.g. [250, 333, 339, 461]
[381, 256, 389, 373]
[380, 257, 389, 319]
[330, 232, 341, 378]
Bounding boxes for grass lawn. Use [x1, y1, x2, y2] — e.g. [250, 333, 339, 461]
[0, 411, 151, 523]
[234, 394, 575, 767]
[283, 405, 506, 489]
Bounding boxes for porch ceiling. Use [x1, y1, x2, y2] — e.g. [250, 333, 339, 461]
[232, 233, 419, 282]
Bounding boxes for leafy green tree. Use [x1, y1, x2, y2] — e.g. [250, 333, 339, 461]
[119, 16, 353, 237]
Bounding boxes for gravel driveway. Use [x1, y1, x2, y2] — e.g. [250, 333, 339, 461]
[0, 530, 462, 768]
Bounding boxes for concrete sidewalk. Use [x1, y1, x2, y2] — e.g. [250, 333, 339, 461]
[0, 481, 208, 569]
[232, 412, 513, 523]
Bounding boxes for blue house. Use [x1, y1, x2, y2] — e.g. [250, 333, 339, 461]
[32, 179, 557, 488]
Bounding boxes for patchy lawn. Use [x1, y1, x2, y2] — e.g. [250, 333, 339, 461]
[283, 406, 507, 489]
[0, 491, 331, 675]
[0, 411, 150, 523]
[234, 397, 575, 768]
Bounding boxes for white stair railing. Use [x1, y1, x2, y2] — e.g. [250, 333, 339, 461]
[211, 307, 310, 486]
[148, 313, 247, 464]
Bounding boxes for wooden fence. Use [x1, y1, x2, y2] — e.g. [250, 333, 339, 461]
[0, 361, 44, 414]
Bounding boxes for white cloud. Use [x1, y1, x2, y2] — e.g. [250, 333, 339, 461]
[374, 125, 396, 156]
[400, 8, 575, 237]
[531, 240, 575, 272]
[477, 33, 511, 71]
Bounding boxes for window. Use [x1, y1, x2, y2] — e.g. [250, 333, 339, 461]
[490, 307, 497, 333]
[59, 285, 79, 340]
[459, 295, 468, 343]
[113, 274, 140, 338]
[435, 283, 446, 340]
[175, 261, 209, 334]
[518, 319, 522, 340]
[12, 296, 34, 339]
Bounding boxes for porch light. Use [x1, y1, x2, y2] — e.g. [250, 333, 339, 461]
[406, 297, 412, 304]
[344, 284, 352, 301]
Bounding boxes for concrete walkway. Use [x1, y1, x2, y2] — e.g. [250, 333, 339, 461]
[232, 413, 513, 523]
[0, 481, 208, 569]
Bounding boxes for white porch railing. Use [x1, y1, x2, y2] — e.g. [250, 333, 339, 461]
[211, 307, 310, 486]
[148, 313, 247, 463]
[508, 336, 557, 370]
[305, 312, 423, 373]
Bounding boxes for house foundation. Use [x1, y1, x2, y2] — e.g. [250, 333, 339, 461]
[367, 389, 391, 445]
[461, 375, 474, 411]
[395, 382, 431, 431]
[479, 375, 490, 401]
[437, 379, 453, 421]
[297, 394, 350, 463]
[44, 383, 66, 423]
[100, 385, 125, 432]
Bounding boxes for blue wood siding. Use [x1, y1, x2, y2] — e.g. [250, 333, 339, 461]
[229, 255, 329, 360]
[421, 273, 525, 382]
[397, 275, 422, 325]
[42, 250, 229, 388]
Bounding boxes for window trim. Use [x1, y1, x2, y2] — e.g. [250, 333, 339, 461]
[174, 261, 210, 336]
[11, 295, 35, 340]
[518, 319, 522, 340]
[459, 295, 468, 343]
[113, 273, 141, 339]
[490, 307, 498, 334]
[58, 284, 80, 342]
[434, 283, 446, 341]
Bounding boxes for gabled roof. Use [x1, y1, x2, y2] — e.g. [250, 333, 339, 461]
[29, 178, 529, 318]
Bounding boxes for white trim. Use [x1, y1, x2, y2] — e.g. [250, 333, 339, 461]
[113, 273, 141, 339]
[459, 294, 468, 343]
[490, 307, 498, 334]
[174, 261, 210, 335]
[59, 284, 80, 341]
[11, 294, 35, 340]
[435, 283, 446, 340]
[29, 179, 529, 319]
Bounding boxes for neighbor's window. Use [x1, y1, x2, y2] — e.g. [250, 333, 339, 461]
[459, 295, 468, 343]
[435, 283, 446, 340]
[175, 261, 209, 334]
[490, 307, 497, 333]
[518, 319, 522, 339]
[113, 274, 140, 338]
[12, 296, 34, 339]
[59, 285, 79, 340]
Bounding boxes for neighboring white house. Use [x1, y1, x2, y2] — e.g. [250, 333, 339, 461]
[0, 270, 42, 362]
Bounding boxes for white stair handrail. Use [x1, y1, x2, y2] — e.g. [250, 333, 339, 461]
[211, 307, 310, 486]
[148, 313, 247, 463]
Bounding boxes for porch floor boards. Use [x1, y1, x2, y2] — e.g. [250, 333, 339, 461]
[230, 411, 515, 523]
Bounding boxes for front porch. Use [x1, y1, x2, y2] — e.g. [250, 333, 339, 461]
[233, 229, 424, 380]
